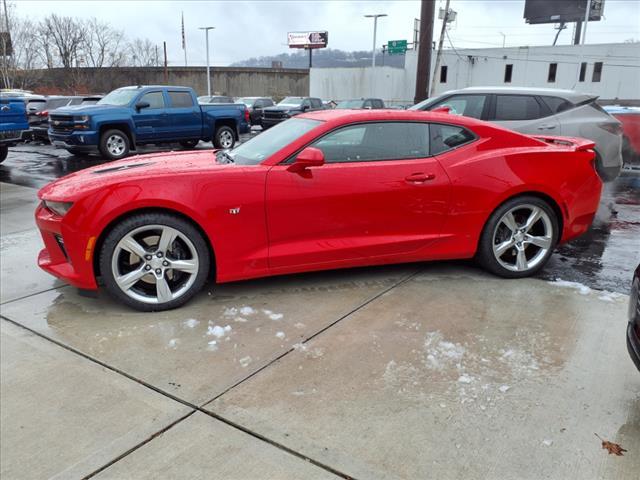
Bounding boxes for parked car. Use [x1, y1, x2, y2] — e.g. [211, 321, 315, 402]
[628, 264, 640, 371]
[197, 95, 234, 104]
[0, 97, 29, 163]
[48, 85, 250, 160]
[261, 97, 324, 129]
[411, 87, 623, 181]
[604, 105, 640, 166]
[323, 100, 337, 109]
[335, 98, 386, 109]
[35, 109, 602, 311]
[29, 96, 104, 142]
[236, 97, 275, 126]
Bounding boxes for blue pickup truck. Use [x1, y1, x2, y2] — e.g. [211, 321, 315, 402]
[0, 97, 29, 163]
[48, 85, 250, 160]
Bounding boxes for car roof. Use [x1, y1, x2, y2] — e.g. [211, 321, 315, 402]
[298, 108, 486, 127]
[442, 86, 596, 103]
[119, 85, 192, 91]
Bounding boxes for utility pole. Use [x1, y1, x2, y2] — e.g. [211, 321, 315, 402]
[364, 13, 387, 67]
[199, 26, 214, 97]
[499, 32, 506, 48]
[574, 0, 592, 85]
[163, 41, 168, 84]
[430, 0, 450, 97]
[308, 48, 312, 68]
[573, 20, 582, 45]
[414, 0, 435, 103]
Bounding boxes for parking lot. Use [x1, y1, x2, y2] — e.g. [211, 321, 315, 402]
[1, 142, 639, 479]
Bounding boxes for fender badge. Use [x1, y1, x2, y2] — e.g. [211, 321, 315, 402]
[229, 207, 241, 215]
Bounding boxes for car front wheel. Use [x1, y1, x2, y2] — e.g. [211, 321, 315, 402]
[99, 129, 130, 161]
[477, 196, 558, 278]
[100, 212, 211, 311]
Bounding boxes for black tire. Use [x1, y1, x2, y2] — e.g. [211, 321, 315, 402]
[0, 145, 7, 163]
[66, 148, 91, 157]
[99, 129, 130, 161]
[99, 212, 211, 311]
[476, 196, 559, 278]
[179, 139, 199, 149]
[213, 126, 235, 149]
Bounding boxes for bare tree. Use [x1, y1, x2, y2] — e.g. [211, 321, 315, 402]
[40, 14, 84, 68]
[0, 3, 44, 88]
[82, 17, 126, 67]
[128, 38, 157, 67]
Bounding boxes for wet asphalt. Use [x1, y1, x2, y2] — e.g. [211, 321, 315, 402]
[1, 140, 638, 294]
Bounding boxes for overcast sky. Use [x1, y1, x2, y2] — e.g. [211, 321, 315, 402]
[14, 0, 640, 66]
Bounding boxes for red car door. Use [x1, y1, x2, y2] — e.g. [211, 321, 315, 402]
[265, 121, 451, 271]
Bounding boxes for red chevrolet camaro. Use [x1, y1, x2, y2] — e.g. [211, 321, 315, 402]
[36, 110, 603, 311]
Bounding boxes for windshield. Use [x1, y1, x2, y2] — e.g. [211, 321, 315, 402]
[278, 97, 304, 107]
[98, 89, 139, 106]
[336, 99, 365, 109]
[237, 97, 256, 106]
[224, 118, 321, 165]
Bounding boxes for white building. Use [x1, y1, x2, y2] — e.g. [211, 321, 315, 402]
[310, 42, 640, 106]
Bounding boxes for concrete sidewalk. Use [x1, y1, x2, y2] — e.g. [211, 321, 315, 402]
[1, 181, 638, 479]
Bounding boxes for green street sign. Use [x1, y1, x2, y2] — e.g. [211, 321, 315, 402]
[387, 39, 407, 55]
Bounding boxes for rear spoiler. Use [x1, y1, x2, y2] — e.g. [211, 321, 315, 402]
[531, 135, 596, 152]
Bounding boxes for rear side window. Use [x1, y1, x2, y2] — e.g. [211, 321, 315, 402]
[140, 91, 165, 109]
[168, 91, 194, 108]
[430, 124, 475, 155]
[311, 122, 429, 163]
[431, 94, 487, 119]
[541, 96, 573, 114]
[373, 99, 385, 108]
[310, 98, 323, 108]
[494, 95, 541, 121]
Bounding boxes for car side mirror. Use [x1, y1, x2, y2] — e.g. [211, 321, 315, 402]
[135, 101, 150, 111]
[288, 147, 325, 172]
[302, 104, 310, 111]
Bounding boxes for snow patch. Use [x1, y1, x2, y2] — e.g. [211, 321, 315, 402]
[498, 385, 511, 393]
[542, 439, 553, 446]
[183, 318, 200, 328]
[458, 374, 474, 384]
[275, 331, 285, 339]
[207, 325, 232, 338]
[598, 291, 625, 302]
[240, 306, 257, 316]
[168, 338, 179, 348]
[239, 356, 252, 367]
[549, 279, 591, 295]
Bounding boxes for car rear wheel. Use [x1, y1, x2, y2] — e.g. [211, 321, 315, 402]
[100, 212, 211, 311]
[477, 196, 558, 278]
[99, 129, 130, 161]
[179, 139, 199, 149]
[0, 145, 7, 163]
[213, 126, 235, 149]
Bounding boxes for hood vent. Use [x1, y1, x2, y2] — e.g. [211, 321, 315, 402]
[93, 162, 152, 174]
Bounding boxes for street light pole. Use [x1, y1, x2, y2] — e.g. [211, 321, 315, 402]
[364, 14, 387, 67]
[199, 26, 215, 97]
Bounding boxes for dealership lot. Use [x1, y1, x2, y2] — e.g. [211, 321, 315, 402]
[1, 145, 639, 478]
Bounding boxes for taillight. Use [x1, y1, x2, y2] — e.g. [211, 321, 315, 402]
[36, 110, 48, 116]
[599, 122, 622, 135]
[244, 107, 250, 123]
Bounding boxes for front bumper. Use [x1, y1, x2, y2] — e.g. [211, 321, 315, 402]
[35, 203, 98, 290]
[261, 117, 287, 129]
[48, 129, 100, 149]
[627, 323, 640, 371]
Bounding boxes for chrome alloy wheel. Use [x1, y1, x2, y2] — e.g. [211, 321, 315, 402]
[219, 130, 234, 149]
[106, 134, 126, 156]
[491, 204, 553, 272]
[111, 225, 200, 304]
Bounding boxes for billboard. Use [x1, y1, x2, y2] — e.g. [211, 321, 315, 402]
[287, 31, 328, 49]
[524, 0, 605, 24]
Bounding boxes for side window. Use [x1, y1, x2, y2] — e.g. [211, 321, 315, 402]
[301, 99, 311, 109]
[494, 95, 541, 121]
[310, 122, 429, 163]
[363, 100, 372, 109]
[168, 91, 194, 108]
[430, 124, 475, 155]
[431, 95, 487, 119]
[311, 98, 322, 109]
[540, 96, 573, 114]
[254, 100, 264, 108]
[140, 91, 165, 109]
[373, 100, 384, 109]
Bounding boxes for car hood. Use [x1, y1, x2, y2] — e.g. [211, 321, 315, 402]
[38, 150, 232, 201]
[51, 104, 131, 116]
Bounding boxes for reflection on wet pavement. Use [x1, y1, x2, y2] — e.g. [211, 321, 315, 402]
[538, 171, 640, 293]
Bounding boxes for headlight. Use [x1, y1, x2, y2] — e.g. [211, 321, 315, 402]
[74, 115, 89, 123]
[44, 200, 73, 217]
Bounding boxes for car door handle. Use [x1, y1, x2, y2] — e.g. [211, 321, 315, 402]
[537, 124, 556, 130]
[1, 105, 9, 111]
[405, 173, 435, 183]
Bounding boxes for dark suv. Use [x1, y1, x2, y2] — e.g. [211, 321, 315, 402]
[628, 264, 640, 371]
[237, 97, 275, 126]
[335, 98, 385, 109]
[262, 97, 324, 129]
